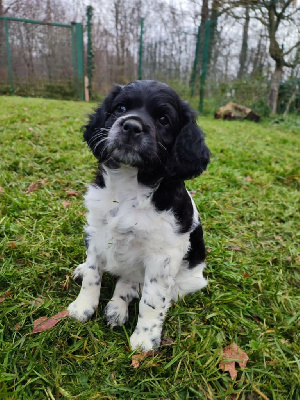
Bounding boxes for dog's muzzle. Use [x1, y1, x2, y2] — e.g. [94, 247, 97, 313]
[121, 118, 143, 136]
[105, 115, 152, 167]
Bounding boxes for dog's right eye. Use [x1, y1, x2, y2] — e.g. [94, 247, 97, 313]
[116, 104, 127, 113]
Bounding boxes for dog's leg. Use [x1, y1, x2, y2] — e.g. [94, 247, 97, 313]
[104, 280, 140, 327]
[172, 262, 207, 300]
[68, 254, 103, 322]
[130, 256, 175, 352]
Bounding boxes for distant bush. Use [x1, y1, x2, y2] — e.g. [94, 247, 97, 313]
[251, 98, 271, 117]
[277, 78, 300, 115]
[0, 80, 79, 100]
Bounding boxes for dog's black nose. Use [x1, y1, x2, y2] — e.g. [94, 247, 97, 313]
[122, 119, 142, 135]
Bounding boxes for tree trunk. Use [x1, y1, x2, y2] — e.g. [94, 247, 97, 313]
[207, 0, 219, 77]
[237, 6, 249, 79]
[269, 64, 283, 114]
[195, 0, 209, 80]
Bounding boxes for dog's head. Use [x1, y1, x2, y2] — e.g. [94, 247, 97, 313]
[83, 80, 210, 181]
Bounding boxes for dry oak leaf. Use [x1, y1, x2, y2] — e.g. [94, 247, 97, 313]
[227, 243, 241, 251]
[131, 353, 147, 368]
[131, 350, 158, 368]
[25, 182, 42, 193]
[32, 310, 69, 334]
[65, 189, 80, 197]
[62, 200, 71, 208]
[219, 342, 249, 380]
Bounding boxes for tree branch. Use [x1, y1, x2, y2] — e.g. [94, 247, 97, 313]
[283, 41, 300, 58]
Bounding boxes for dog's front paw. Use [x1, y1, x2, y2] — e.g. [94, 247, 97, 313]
[130, 327, 161, 352]
[104, 299, 128, 327]
[72, 263, 87, 285]
[68, 297, 97, 322]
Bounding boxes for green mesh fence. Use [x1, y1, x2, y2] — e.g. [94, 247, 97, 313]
[0, 16, 84, 100]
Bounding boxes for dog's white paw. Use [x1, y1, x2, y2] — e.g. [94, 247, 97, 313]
[104, 299, 128, 327]
[68, 297, 97, 322]
[130, 327, 161, 352]
[72, 263, 86, 283]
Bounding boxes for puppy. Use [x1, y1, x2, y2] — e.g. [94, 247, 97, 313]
[68, 80, 210, 351]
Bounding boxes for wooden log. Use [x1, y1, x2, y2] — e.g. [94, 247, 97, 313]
[214, 102, 260, 122]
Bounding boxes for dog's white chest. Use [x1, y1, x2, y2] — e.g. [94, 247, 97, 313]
[84, 166, 182, 278]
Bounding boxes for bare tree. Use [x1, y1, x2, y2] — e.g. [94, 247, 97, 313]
[237, 5, 249, 79]
[222, 0, 300, 113]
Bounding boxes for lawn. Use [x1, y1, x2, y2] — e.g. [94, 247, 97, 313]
[0, 96, 299, 400]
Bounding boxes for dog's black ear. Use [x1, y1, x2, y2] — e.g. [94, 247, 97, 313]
[166, 102, 210, 180]
[83, 84, 122, 145]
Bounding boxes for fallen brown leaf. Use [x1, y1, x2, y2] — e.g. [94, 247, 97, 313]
[66, 189, 80, 197]
[227, 243, 241, 251]
[219, 342, 248, 380]
[275, 235, 283, 241]
[0, 298, 5, 303]
[25, 182, 42, 194]
[14, 323, 21, 331]
[131, 353, 147, 368]
[131, 350, 156, 368]
[161, 336, 174, 346]
[32, 310, 69, 334]
[30, 297, 44, 308]
[7, 241, 17, 249]
[62, 200, 71, 208]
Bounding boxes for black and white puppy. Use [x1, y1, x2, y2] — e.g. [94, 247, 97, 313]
[68, 80, 210, 351]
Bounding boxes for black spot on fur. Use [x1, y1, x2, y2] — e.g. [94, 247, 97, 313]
[74, 275, 83, 285]
[85, 234, 91, 249]
[184, 223, 206, 268]
[146, 303, 155, 309]
[83, 309, 94, 319]
[151, 337, 160, 348]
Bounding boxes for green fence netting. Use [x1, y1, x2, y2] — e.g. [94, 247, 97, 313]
[0, 16, 84, 100]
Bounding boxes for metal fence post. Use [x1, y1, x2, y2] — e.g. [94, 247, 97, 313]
[199, 20, 211, 114]
[4, 19, 14, 95]
[71, 23, 77, 81]
[86, 5, 93, 99]
[190, 25, 201, 97]
[138, 17, 144, 80]
[71, 22, 84, 101]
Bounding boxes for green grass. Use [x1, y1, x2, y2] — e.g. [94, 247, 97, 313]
[0, 96, 299, 400]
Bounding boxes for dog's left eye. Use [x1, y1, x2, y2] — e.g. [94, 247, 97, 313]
[116, 104, 127, 113]
[158, 115, 169, 126]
